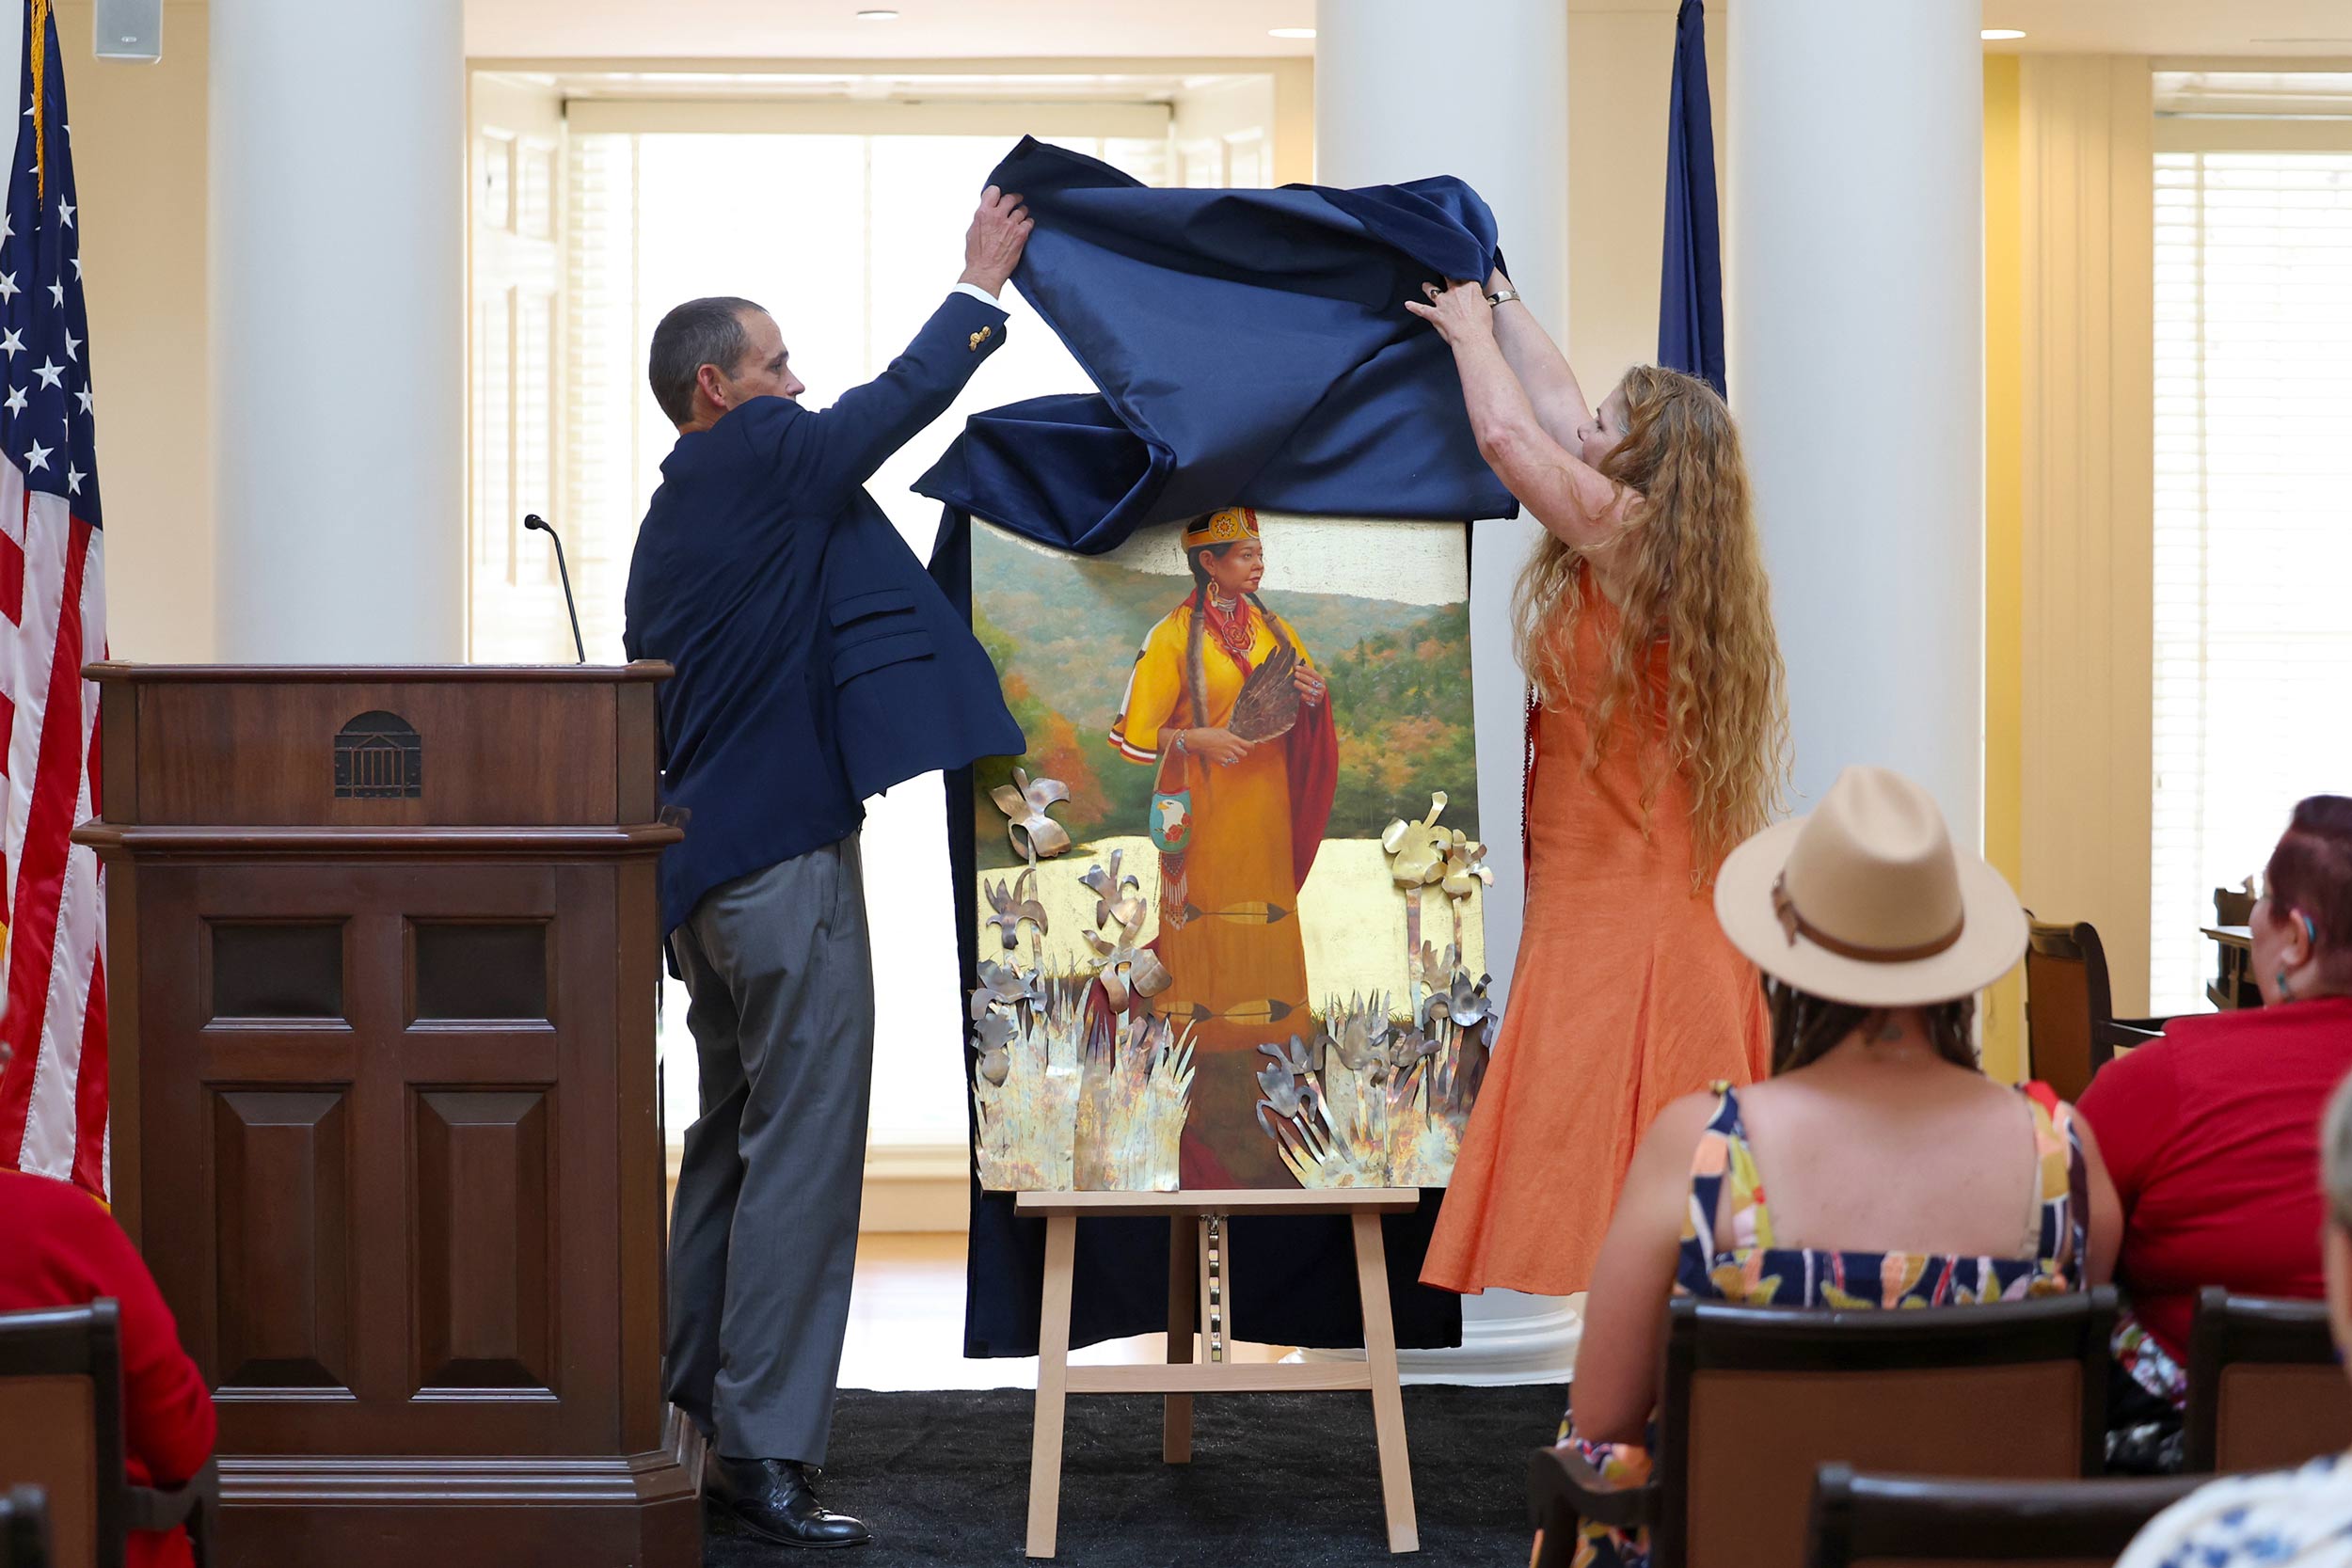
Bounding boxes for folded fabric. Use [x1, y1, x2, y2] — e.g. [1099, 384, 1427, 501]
[914, 136, 1518, 553]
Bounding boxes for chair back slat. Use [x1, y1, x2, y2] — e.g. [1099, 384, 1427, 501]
[1655, 1291, 2114, 1568]
[2185, 1289, 2349, 1473]
[0, 1304, 127, 1568]
[1809, 1465, 2201, 1568]
[2024, 920, 2115, 1102]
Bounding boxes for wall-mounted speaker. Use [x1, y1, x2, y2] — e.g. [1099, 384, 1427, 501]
[93, 0, 162, 64]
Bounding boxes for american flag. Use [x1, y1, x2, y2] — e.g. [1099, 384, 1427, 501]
[0, 0, 108, 1196]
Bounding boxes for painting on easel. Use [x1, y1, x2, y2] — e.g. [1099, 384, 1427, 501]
[964, 507, 1497, 1191]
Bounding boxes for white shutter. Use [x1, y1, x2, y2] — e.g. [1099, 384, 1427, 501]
[2150, 144, 2352, 1010]
[468, 73, 572, 663]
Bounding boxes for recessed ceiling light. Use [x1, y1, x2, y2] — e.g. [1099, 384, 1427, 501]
[856, 8, 900, 20]
[1980, 28, 2026, 40]
[1269, 27, 1316, 40]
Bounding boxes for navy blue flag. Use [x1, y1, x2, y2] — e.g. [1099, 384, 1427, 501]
[1658, 0, 1726, 395]
[915, 136, 1517, 555]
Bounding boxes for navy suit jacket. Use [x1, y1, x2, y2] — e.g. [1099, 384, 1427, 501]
[624, 290, 1025, 936]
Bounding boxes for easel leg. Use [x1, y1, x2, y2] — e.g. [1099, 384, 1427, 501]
[1027, 1213, 1077, 1559]
[1165, 1215, 1197, 1464]
[1351, 1211, 1420, 1554]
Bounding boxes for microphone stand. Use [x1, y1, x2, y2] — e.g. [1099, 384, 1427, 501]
[522, 513, 587, 664]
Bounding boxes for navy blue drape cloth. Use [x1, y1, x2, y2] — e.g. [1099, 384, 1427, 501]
[915, 136, 1517, 555]
[920, 139, 1524, 1358]
[1658, 0, 1726, 395]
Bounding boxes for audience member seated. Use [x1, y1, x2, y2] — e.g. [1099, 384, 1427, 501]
[2080, 795, 2352, 1470]
[0, 1067, 215, 1568]
[2116, 1068, 2352, 1566]
[1556, 767, 2121, 1568]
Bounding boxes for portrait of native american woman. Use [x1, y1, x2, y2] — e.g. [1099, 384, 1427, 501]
[1108, 508, 1340, 1109]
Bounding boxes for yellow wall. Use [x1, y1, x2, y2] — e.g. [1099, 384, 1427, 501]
[60, 0, 214, 662]
[1982, 55, 2025, 1083]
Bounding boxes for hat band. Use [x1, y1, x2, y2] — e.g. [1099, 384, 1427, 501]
[1772, 871, 1964, 964]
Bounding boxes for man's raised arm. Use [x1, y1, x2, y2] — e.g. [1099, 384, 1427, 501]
[780, 185, 1034, 500]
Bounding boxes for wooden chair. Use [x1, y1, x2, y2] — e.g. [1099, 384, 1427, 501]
[2208, 886, 2260, 1010]
[2023, 920, 2169, 1102]
[1527, 1289, 2117, 1568]
[0, 1302, 217, 1568]
[1806, 1466, 2201, 1568]
[1, 1487, 53, 1568]
[2185, 1288, 2350, 1474]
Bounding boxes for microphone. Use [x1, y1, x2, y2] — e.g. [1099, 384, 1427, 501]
[523, 514, 587, 664]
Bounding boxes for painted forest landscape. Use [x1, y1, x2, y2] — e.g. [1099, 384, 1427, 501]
[970, 518, 1481, 872]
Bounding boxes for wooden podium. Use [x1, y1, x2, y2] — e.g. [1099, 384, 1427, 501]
[72, 664, 698, 1568]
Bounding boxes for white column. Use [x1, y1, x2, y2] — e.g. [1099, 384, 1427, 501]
[1315, 0, 1580, 1386]
[210, 0, 466, 662]
[1729, 0, 1983, 836]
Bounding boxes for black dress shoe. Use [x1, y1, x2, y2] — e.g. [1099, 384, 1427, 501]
[712, 1456, 872, 1549]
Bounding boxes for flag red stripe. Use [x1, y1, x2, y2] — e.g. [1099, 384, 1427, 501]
[0, 526, 22, 626]
[0, 515, 90, 1164]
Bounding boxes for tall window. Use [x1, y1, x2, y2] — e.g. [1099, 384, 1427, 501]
[2151, 145, 2352, 1010]
[564, 131, 1169, 1148]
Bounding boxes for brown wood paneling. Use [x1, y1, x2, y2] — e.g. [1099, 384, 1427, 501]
[413, 1090, 554, 1393]
[211, 1088, 353, 1393]
[131, 680, 619, 827]
[88, 665, 690, 1564]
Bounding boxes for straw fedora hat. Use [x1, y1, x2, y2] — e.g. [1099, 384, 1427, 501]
[1714, 766, 2026, 1008]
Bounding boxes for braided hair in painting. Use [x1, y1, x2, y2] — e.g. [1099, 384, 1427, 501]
[1511, 364, 1789, 882]
[1183, 539, 1292, 731]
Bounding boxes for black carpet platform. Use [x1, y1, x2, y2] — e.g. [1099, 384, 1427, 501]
[705, 1384, 1567, 1566]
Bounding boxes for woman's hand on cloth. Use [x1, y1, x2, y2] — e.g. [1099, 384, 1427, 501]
[1291, 665, 1327, 706]
[1404, 278, 1497, 347]
[959, 184, 1034, 297]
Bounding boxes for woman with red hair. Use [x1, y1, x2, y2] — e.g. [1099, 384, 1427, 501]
[2082, 794, 2352, 1468]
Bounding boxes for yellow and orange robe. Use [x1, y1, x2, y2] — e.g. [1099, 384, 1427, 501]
[1108, 589, 1338, 1060]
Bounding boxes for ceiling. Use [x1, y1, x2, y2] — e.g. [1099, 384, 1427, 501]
[464, 0, 2352, 64]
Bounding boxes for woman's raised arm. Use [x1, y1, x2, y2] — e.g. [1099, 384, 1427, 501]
[1486, 270, 1597, 452]
[1408, 279, 1626, 553]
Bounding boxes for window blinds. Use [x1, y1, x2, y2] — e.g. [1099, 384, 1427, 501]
[2150, 148, 2352, 1011]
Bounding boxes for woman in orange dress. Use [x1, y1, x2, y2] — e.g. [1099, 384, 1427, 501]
[1407, 272, 1788, 1295]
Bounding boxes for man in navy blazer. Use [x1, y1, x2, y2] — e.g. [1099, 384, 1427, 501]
[623, 187, 1028, 1550]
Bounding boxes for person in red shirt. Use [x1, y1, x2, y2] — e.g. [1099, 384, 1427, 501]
[0, 1164, 215, 1568]
[2081, 793, 2352, 1468]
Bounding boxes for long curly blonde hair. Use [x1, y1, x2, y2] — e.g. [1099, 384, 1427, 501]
[1511, 364, 1788, 879]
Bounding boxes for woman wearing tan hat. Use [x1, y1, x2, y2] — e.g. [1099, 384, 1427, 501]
[1546, 767, 2121, 1568]
[1410, 274, 1787, 1297]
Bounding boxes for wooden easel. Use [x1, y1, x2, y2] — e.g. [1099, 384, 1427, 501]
[1014, 1188, 1422, 1558]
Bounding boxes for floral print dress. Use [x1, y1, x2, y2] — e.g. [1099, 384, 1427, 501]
[2115, 1453, 2352, 1567]
[1553, 1081, 2092, 1568]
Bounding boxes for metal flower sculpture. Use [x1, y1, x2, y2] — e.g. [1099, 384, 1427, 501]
[971, 958, 1046, 1022]
[1421, 969, 1497, 1038]
[1440, 832, 1493, 900]
[1253, 1036, 1319, 1139]
[1078, 848, 1146, 933]
[1383, 1026, 1441, 1085]
[990, 767, 1073, 861]
[1083, 908, 1171, 1012]
[982, 866, 1050, 952]
[973, 1008, 1017, 1087]
[1380, 791, 1453, 887]
[1326, 1002, 1395, 1083]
